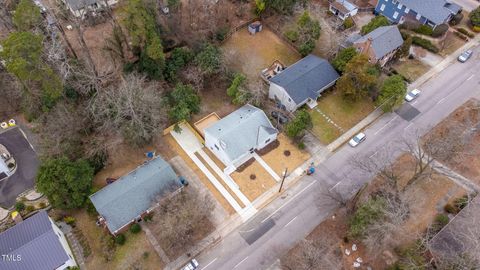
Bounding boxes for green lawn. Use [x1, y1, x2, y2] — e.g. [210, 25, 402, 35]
[309, 89, 375, 145]
[392, 59, 430, 82]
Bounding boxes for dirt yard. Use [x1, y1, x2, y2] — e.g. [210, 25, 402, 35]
[259, 134, 311, 176]
[73, 211, 164, 270]
[221, 28, 301, 80]
[230, 159, 277, 202]
[424, 98, 480, 186]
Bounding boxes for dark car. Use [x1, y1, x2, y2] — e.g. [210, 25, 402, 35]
[271, 111, 289, 124]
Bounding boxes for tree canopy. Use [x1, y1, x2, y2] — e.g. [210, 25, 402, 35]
[289, 11, 321, 56]
[361, 16, 389, 35]
[332, 47, 358, 73]
[264, 0, 301, 14]
[285, 109, 312, 139]
[470, 7, 480, 27]
[167, 83, 201, 122]
[12, 0, 42, 31]
[194, 43, 222, 76]
[164, 47, 194, 82]
[337, 54, 377, 102]
[376, 75, 407, 112]
[36, 157, 94, 209]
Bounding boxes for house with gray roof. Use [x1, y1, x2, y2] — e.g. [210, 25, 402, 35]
[90, 156, 182, 235]
[375, 0, 462, 28]
[351, 25, 403, 66]
[329, 0, 359, 21]
[204, 104, 278, 173]
[428, 195, 480, 267]
[0, 210, 77, 270]
[62, 0, 118, 17]
[268, 54, 340, 112]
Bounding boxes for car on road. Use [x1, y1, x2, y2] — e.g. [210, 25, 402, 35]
[182, 259, 199, 270]
[348, 132, 366, 147]
[458, 50, 473, 63]
[271, 111, 289, 124]
[405, 89, 421, 102]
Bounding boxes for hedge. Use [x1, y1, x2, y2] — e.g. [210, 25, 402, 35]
[456, 27, 475, 38]
[454, 31, 469, 41]
[412, 36, 439, 53]
[413, 25, 433, 36]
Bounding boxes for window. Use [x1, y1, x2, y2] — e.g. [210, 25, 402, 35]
[405, 7, 410, 13]
[393, 11, 399, 19]
[214, 144, 219, 150]
[265, 139, 271, 144]
[288, 98, 291, 102]
[392, 0, 397, 4]
[380, 4, 385, 11]
[416, 13, 421, 20]
[397, 3, 402, 9]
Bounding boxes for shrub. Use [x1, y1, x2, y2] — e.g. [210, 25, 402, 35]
[434, 214, 450, 228]
[215, 27, 229, 42]
[343, 17, 354, 29]
[25, 205, 35, 213]
[412, 36, 439, 53]
[298, 40, 316, 56]
[15, 202, 25, 212]
[361, 16, 389, 34]
[297, 141, 305, 149]
[285, 30, 299, 42]
[454, 195, 469, 210]
[432, 24, 448, 37]
[143, 213, 153, 222]
[38, 202, 46, 208]
[414, 25, 433, 36]
[454, 31, 469, 41]
[285, 109, 312, 139]
[142, 251, 149, 259]
[456, 27, 474, 38]
[130, 223, 141, 234]
[469, 7, 480, 27]
[87, 150, 108, 175]
[115, 234, 126, 245]
[64, 216, 76, 225]
[444, 203, 458, 214]
[473, 26, 480, 32]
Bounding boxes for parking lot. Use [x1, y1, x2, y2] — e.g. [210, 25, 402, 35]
[0, 127, 38, 208]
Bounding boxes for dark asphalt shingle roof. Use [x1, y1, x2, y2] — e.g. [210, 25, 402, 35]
[269, 55, 340, 104]
[90, 156, 182, 234]
[65, 0, 99, 11]
[0, 211, 71, 270]
[399, 0, 461, 25]
[354, 25, 403, 59]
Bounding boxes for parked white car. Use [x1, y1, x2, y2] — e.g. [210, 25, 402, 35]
[182, 259, 199, 270]
[405, 89, 421, 102]
[348, 133, 366, 147]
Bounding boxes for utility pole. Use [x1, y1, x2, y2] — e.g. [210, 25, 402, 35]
[278, 167, 288, 193]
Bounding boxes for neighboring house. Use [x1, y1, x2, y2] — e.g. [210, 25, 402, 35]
[90, 156, 183, 235]
[268, 54, 340, 112]
[0, 144, 16, 181]
[429, 195, 480, 266]
[62, 0, 118, 17]
[0, 211, 77, 270]
[204, 104, 278, 174]
[350, 25, 404, 66]
[375, 0, 462, 28]
[329, 0, 359, 20]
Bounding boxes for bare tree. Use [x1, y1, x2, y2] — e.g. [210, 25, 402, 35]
[281, 237, 342, 270]
[88, 73, 167, 145]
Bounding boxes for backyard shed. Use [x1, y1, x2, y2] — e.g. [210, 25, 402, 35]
[248, 21, 263, 35]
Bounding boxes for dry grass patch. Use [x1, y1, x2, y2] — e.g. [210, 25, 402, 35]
[392, 58, 430, 82]
[259, 134, 310, 176]
[230, 160, 277, 201]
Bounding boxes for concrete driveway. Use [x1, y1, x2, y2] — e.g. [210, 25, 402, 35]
[0, 127, 39, 208]
[451, 0, 479, 12]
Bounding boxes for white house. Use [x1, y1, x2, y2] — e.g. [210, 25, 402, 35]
[269, 54, 340, 112]
[62, 0, 118, 17]
[329, 0, 359, 20]
[0, 211, 77, 270]
[204, 104, 278, 174]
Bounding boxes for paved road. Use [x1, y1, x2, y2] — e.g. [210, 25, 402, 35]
[451, 0, 479, 12]
[196, 48, 480, 270]
[0, 127, 38, 208]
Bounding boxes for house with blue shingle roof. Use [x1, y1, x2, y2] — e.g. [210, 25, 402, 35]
[375, 0, 462, 28]
[268, 54, 340, 112]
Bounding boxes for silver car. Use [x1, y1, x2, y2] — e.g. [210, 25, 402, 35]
[458, 50, 473, 63]
[348, 133, 366, 147]
[405, 89, 421, 102]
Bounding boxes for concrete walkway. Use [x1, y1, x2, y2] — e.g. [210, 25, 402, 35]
[142, 223, 171, 264]
[0, 207, 8, 221]
[58, 222, 86, 270]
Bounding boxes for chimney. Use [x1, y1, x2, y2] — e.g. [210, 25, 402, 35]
[362, 37, 373, 55]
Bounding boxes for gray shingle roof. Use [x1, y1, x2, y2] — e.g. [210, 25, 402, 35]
[429, 196, 480, 261]
[399, 0, 460, 25]
[270, 55, 340, 104]
[354, 25, 403, 59]
[0, 211, 71, 270]
[90, 156, 182, 234]
[204, 104, 278, 163]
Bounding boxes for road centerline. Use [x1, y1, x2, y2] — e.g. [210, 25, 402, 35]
[284, 216, 298, 228]
[234, 256, 249, 268]
[201, 258, 218, 270]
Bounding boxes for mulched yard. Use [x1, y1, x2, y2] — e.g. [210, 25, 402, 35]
[230, 160, 277, 202]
